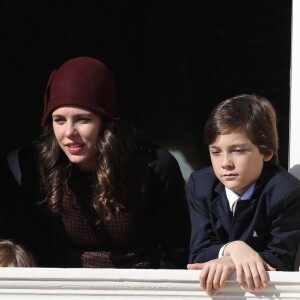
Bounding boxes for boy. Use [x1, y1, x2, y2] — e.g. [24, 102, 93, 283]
[187, 94, 300, 295]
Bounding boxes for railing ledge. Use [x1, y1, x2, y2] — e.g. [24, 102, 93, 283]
[0, 268, 299, 299]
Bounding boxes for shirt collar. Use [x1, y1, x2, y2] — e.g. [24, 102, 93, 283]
[225, 183, 256, 211]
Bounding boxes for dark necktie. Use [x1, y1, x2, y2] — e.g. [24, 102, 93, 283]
[232, 199, 239, 215]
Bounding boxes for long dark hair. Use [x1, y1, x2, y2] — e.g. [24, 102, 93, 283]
[38, 118, 140, 223]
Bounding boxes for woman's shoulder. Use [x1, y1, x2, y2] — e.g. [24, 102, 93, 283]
[5, 144, 39, 186]
[139, 138, 182, 176]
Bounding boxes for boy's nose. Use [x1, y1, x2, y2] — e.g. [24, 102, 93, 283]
[221, 154, 233, 169]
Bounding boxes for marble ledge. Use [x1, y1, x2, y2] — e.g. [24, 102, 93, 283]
[0, 267, 300, 299]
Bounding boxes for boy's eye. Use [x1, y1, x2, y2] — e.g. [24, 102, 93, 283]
[233, 149, 244, 153]
[210, 150, 220, 155]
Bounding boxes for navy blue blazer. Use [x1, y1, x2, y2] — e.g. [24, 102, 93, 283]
[188, 164, 300, 271]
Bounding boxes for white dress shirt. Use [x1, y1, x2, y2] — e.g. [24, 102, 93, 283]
[218, 183, 256, 257]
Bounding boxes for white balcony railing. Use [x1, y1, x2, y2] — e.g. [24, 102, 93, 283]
[0, 268, 300, 299]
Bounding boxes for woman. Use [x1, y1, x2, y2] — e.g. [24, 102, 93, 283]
[6, 57, 190, 268]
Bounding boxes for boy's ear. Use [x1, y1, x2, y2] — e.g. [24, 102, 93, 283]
[263, 151, 273, 162]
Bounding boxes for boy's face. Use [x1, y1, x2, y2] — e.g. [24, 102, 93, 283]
[209, 130, 273, 196]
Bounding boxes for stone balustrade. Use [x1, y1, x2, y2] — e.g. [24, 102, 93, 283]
[0, 268, 299, 299]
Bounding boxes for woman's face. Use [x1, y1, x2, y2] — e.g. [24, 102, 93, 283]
[52, 106, 102, 171]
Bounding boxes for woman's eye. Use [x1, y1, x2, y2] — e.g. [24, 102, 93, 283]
[78, 118, 91, 123]
[53, 118, 65, 124]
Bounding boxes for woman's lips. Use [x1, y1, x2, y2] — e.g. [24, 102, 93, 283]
[66, 143, 84, 154]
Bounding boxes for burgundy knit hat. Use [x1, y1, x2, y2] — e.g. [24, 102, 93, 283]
[41, 56, 116, 127]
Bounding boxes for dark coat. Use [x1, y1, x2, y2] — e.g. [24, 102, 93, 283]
[1, 141, 190, 268]
[188, 165, 300, 271]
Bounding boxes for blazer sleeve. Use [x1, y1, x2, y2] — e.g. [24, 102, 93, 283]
[257, 178, 300, 271]
[187, 169, 224, 263]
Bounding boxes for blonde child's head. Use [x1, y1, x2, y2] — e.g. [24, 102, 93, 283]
[0, 239, 36, 267]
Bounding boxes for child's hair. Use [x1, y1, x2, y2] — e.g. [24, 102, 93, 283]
[0, 239, 36, 267]
[203, 94, 279, 164]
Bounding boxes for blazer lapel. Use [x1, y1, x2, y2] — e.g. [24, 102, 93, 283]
[211, 184, 232, 235]
[210, 182, 260, 241]
[231, 168, 273, 240]
[231, 199, 258, 240]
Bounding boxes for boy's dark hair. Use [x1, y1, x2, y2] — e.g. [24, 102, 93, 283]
[203, 94, 279, 164]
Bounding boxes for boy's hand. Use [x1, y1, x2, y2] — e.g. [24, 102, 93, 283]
[187, 256, 236, 295]
[225, 241, 276, 291]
